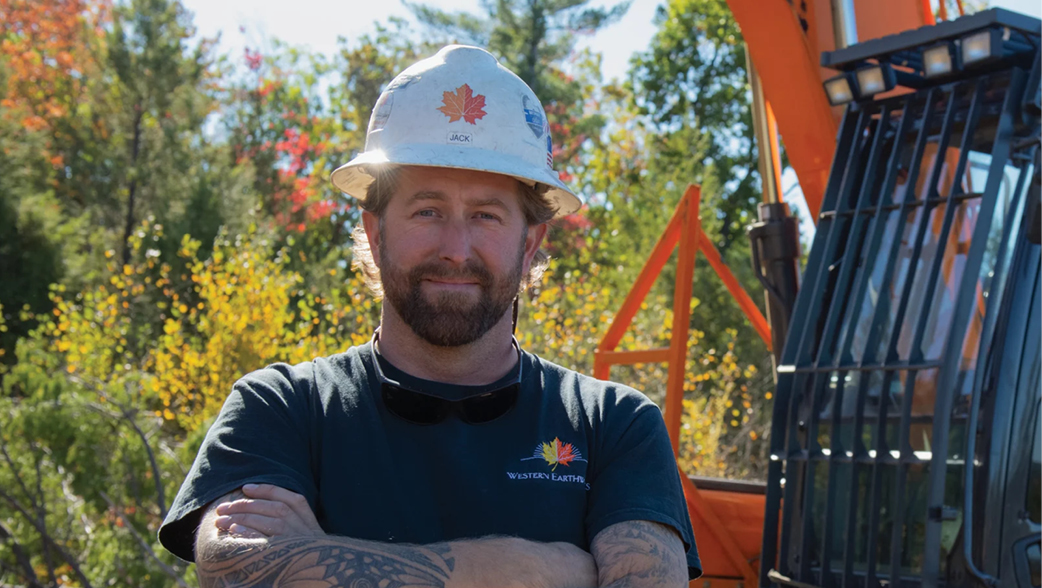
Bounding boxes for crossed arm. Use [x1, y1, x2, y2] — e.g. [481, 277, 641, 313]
[194, 484, 688, 588]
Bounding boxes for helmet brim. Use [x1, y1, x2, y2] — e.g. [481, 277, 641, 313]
[330, 144, 582, 219]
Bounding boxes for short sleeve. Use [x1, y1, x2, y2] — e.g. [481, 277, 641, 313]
[158, 364, 318, 562]
[585, 394, 702, 579]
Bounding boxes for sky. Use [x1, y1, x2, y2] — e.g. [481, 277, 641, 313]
[180, 0, 663, 83]
[180, 0, 1042, 239]
[180, 0, 1042, 83]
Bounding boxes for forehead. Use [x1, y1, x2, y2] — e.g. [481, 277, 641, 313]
[388, 166, 523, 208]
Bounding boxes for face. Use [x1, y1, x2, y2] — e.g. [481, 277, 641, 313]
[363, 166, 547, 347]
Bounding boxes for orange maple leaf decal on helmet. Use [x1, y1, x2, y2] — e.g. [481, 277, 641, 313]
[541, 437, 578, 471]
[437, 84, 487, 124]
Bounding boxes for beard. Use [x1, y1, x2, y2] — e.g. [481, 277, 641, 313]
[379, 233, 525, 347]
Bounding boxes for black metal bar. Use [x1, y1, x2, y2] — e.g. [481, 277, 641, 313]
[762, 104, 861, 583]
[864, 369, 898, 584]
[761, 371, 793, 586]
[793, 446, 932, 465]
[900, 81, 986, 367]
[958, 146, 1035, 588]
[834, 99, 919, 367]
[814, 106, 894, 368]
[885, 82, 961, 585]
[779, 373, 812, 579]
[791, 105, 881, 579]
[876, 88, 987, 583]
[818, 370, 850, 587]
[969, 144, 1037, 384]
[840, 370, 882, 588]
[805, 109, 896, 585]
[853, 87, 940, 585]
[797, 372, 831, 582]
[920, 67, 1028, 587]
[768, 106, 865, 585]
[817, 192, 984, 218]
[854, 87, 940, 371]
[783, 360, 945, 374]
[794, 108, 873, 368]
[776, 107, 861, 372]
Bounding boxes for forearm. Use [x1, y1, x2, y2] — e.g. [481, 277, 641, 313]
[590, 521, 688, 588]
[196, 532, 596, 588]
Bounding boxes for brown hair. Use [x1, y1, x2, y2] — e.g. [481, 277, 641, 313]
[350, 166, 557, 298]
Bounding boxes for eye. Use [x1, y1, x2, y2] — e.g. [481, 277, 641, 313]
[414, 209, 438, 218]
[475, 211, 501, 221]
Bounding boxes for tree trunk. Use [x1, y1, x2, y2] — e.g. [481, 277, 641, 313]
[0, 519, 43, 588]
[121, 108, 144, 265]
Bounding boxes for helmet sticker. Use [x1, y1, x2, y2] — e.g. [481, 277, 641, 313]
[438, 84, 487, 125]
[370, 91, 394, 132]
[522, 95, 545, 138]
[447, 131, 473, 145]
[546, 134, 553, 168]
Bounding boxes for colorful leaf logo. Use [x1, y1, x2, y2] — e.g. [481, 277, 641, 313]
[541, 437, 578, 471]
[437, 84, 487, 125]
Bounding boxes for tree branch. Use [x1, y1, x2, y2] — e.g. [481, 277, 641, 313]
[0, 422, 38, 512]
[100, 492, 189, 588]
[30, 443, 56, 587]
[0, 486, 94, 588]
[73, 375, 169, 520]
[0, 519, 42, 588]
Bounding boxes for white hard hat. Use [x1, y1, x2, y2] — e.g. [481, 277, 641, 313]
[330, 45, 582, 218]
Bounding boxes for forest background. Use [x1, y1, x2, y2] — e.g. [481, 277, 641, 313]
[0, 0, 986, 584]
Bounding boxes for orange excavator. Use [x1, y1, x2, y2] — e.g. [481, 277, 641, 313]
[595, 2, 1041, 586]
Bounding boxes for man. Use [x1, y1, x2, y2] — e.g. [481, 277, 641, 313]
[158, 45, 701, 587]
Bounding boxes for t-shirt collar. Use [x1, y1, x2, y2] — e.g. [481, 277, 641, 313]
[368, 329, 526, 401]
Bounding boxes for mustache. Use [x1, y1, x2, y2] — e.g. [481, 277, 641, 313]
[409, 260, 494, 287]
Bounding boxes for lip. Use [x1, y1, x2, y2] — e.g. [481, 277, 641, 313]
[423, 278, 480, 287]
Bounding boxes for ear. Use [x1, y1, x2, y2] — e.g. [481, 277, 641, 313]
[361, 210, 382, 268]
[521, 222, 548, 274]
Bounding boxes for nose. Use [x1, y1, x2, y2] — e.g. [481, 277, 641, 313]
[437, 218, 473, 265]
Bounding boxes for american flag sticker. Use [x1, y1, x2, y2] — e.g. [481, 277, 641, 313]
[546, 135, 553, 168]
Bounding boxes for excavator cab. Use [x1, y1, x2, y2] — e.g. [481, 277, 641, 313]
[760, 8, 1041, 588]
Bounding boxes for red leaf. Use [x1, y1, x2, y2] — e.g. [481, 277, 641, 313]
[437, 84, 486, 125]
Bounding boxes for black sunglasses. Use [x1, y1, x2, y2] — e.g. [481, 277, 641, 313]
[371, 332, 522, 425]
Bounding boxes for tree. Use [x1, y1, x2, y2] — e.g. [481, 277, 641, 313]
[105, 0, 216, 264]
[543, 0, 775, 478]
[628, 0, 759, 254]
[0, 0, 106, 369]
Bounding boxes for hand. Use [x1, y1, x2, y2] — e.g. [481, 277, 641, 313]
[214, 483, 325, 540]
[548, 541, 598, 588]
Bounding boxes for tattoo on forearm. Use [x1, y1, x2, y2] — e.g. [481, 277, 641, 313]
[591, 520, 686, 586]
[197, 536, 455, 588]
[196, 488, 455, 587]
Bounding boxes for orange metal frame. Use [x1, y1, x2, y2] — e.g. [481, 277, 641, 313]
[592, 184, 772, 455]
[590, 185, 770, 587]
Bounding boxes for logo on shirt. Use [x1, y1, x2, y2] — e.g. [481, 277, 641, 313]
[522, 437, 586, 471]
[506, 437, 589, 490]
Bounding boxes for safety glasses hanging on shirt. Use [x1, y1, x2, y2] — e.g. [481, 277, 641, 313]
[371, 331, 522, 425]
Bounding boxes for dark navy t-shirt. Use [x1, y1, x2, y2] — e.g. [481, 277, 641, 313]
[158, 342, 702, 577]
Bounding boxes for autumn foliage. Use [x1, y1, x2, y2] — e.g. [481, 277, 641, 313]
[0, 0, 774, 585]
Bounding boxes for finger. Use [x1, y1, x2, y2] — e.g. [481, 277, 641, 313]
[242, 484, 318, 526]
[228, 523, 266, 539]
[216, 498, 293, 519]
[214, 515, 266, 539]
[215, 513, 284, 537]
